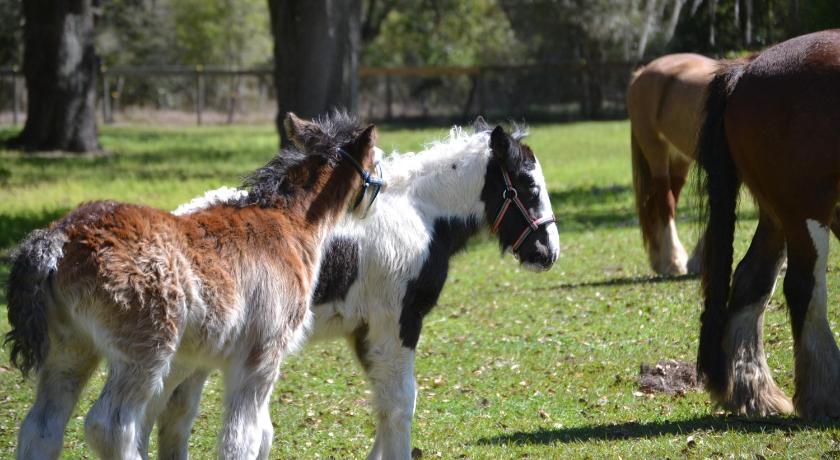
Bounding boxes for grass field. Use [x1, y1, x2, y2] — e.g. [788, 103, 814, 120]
[1, 121, 839, 459]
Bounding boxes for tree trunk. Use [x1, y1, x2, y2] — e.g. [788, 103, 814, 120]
[9, 0, 100, 153]
[744, 0, 753, 46]
[664, 0, 685, 44]
[268, 0, 361, 148]
[636, 0, 659, 60]
[708, 0, 717, 47]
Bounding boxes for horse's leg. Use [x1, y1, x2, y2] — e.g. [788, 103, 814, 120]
[632, 129, 688, 275]
[717, 212, 792, 415]
[349, 324, 416, 460]
[156, 370, 210, 460]
[136, 364, 200, 460]
[784, 218, 840, 419]
[85, 359, 168, 460]
[16, 338, 98, 460]
[218, 354, 279, 460]
[255, 395, 274, 460]
[670, 153, 701, 274]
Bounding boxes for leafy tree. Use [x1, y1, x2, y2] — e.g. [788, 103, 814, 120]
[172, 0, 271, 67]
[363, 0, 522, 67]
[671, 0, 840, 55]
[97, 0, 178, 67]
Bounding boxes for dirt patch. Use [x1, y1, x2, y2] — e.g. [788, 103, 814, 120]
[638, 359, 700, 395]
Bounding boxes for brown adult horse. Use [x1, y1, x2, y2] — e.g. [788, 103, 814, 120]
[697, 30, 840, 419]
[628, 53, 717, 276]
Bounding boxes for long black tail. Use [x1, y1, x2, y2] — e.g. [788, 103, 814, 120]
[695, 63, 745, 397]
[5, 228, 66, 377]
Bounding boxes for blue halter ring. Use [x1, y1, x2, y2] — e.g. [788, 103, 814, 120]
[338, 148, 385, 217]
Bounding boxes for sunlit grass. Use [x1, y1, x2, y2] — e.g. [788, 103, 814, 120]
[0, 121, 838, 458]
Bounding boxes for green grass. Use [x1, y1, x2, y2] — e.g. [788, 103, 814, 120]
[1, 121, 839, 459]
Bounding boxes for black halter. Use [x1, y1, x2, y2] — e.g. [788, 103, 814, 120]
[338, 148, 385, 217]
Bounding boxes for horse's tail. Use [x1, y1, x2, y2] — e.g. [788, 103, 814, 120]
[631, 131, 656, 253]
[695, 62, 745, 397]
[5, 227, 67, 377]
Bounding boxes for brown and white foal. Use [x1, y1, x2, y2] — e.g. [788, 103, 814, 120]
[6, 112, 378, 459]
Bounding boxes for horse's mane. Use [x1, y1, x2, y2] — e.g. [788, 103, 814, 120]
[241, 111, 364, 208]
[173, 118, 528, 214]
[379, 121, 528, 192]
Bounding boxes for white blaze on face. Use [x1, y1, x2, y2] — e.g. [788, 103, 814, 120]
[532, 158, 560, 261]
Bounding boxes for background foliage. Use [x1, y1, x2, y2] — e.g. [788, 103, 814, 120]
[3, 0, 839, 70]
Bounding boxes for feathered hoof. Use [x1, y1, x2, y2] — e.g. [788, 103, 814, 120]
[652, 259, 688, 277]
[711, 383, 794, 417]
[651, 243, 689, 277]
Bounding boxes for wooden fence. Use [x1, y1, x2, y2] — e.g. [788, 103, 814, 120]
[1, 61, 638, 125]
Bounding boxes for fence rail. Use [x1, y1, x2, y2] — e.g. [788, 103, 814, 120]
[0, 61, 638, 126]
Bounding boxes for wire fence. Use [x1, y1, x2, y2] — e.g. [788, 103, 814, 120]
[0, 61, 637, 126]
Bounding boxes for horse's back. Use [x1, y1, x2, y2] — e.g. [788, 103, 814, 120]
[629, 53, 717, 156]
[725, 30, 840, 217]
[52, 201, 197, 358]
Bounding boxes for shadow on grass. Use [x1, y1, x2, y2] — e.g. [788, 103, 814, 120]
[549, 185, 632, 207]
[548, 185, 638, 232]
[540, 273, 697, 291]
[476, 416, 840, 445]
[547, 184, 759, 233]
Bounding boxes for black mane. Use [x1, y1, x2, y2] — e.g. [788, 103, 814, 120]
[241, 111, 364, 208]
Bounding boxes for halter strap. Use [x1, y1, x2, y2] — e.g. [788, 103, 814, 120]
[491, 167, 556, 253]
[338, 148, 385, 215]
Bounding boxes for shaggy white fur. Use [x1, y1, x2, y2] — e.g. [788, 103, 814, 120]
[149, 126, 559, 460]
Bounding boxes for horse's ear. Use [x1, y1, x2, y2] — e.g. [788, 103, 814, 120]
[473, 116, 491, 133]
[490, 125, 519, 168]
[284, 112, 317, 149]
[350, 124, 377, 164]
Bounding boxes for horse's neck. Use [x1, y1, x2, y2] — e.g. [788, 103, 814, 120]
[386, 138, 489, 222]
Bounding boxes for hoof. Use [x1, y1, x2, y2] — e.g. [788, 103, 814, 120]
[796, 392, 840, 420]
[711, 383, 794, 417]
[651, 243, 689, 277]
[652, 259, 688, 277]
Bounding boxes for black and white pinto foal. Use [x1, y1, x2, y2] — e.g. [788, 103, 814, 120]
[159, 121, 560, 459]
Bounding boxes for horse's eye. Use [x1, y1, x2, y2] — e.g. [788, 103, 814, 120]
[529, 186, 540, 196]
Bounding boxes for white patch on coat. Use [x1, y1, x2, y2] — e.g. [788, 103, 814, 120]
[521, 158, 559, 272]
[796, 219, 840, 418]
[171, 187, 247, 216]
[166, 126, 560, 458]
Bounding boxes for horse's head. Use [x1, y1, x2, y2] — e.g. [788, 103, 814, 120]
[283, 112, 383, 218]
[480, 122, 559, 271]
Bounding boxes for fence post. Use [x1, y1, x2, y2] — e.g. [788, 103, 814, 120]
[101, 66, 113, 124]
[114, 76, 124, 115]
[226, 73, 236, 124]
[12, 66, 19, 125]
[195, 65, 204, 126]
[385, 74, 393, 121]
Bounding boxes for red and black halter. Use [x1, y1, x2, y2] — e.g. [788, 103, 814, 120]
[490, 167, 556, 253]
